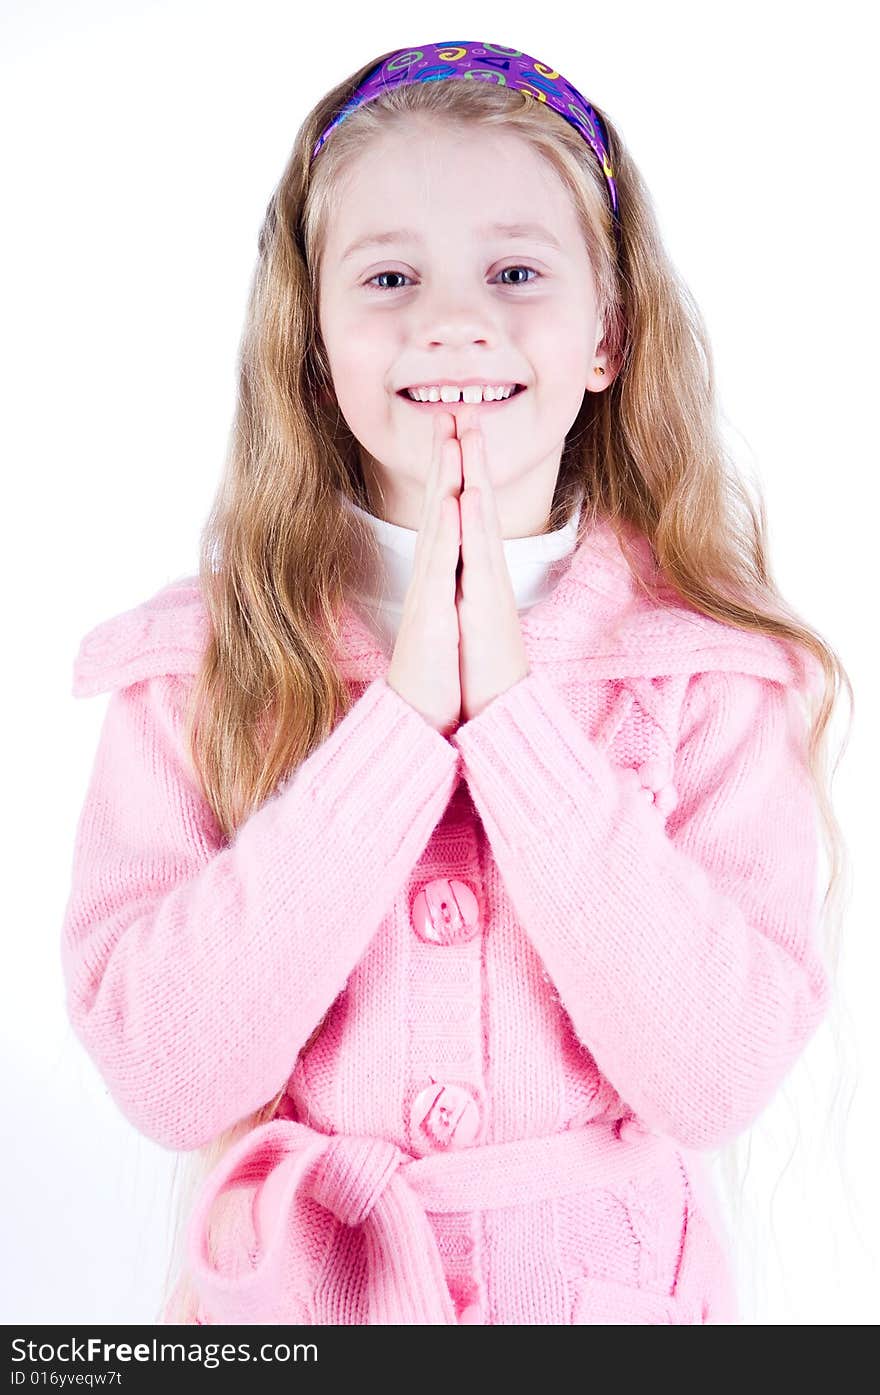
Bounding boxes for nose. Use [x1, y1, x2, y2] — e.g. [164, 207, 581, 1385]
[415, 277, 499, 349]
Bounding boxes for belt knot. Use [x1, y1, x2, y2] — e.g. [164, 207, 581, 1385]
[308, 1134, 403, 1226]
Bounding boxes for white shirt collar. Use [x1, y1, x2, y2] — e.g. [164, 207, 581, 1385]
[341, 489, 584, 651]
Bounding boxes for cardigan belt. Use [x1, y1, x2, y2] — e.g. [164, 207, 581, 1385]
[185, 1113, 705, 1324]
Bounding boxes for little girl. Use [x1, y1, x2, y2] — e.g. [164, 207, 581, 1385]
[61, 40, 848, 1325]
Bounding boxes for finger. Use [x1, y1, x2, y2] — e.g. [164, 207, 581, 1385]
[426, 489, 461, 609]
[459, 484, 492, 605]
[459, 430, 502, 583]
[418, 435, 462, 606]
[414, 414, 458, 576]
[427, 414, 460, 524]
[418, 412, 453, 533]
[463, 427, 503, 542]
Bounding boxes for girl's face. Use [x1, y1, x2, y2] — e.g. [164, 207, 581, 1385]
[317, 120, 615, 537]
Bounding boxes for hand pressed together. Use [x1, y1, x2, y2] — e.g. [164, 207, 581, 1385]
[385, 407, 530, 737]
[454, 408, 530, 724]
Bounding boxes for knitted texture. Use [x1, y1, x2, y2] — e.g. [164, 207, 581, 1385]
[62, 514, 830, 1325]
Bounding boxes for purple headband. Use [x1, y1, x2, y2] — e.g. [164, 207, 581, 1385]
[311, 40, 620, 245]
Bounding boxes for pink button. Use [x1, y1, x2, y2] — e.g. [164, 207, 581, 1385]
[458, 1301, 484, 1324]
[411, 878, 480, 946]
[409, 1081, 482, 1151]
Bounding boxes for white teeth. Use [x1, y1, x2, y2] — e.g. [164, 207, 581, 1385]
[405, 384, 518, 403]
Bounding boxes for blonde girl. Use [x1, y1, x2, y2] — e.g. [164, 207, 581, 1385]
[62, 40, 851, 1325]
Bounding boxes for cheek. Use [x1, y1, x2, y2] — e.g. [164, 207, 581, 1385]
[526, 293, 594, 358]
[327, 343, 388, 416]
[324, 300, 391, 370]
[533, 314, 592, 371]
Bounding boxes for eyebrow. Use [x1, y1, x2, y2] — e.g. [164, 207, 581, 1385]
[340, 221, 563, 263]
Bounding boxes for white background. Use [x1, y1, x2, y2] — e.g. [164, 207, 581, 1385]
[2, 0, 876, 1325]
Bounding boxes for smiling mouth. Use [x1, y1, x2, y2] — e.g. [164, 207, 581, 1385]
[397, 385, 528, 410]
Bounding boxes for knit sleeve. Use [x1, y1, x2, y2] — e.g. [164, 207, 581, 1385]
[60, 673, 460, 1152]
[450, 664, 831, 1151]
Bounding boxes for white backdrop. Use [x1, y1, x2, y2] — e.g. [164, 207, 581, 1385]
[2, 0, 875, 1325]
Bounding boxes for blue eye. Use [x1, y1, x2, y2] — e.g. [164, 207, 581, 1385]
[364, 266, 541, 292]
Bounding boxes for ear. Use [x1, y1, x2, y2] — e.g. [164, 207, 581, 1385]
[586, 336, 621, 392]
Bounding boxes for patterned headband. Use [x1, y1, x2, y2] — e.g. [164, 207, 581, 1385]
[311, 40, 620, 246]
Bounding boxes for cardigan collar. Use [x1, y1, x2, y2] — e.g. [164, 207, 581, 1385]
[71, 513, 816, 701]
[332, 510, 812, 689]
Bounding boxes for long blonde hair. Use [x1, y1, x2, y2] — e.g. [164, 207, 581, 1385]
[158, 52, 854, 1324]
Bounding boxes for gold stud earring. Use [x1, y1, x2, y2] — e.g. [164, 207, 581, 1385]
[594, 366, 605, 376]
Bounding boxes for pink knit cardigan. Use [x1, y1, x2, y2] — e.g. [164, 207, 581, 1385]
[62, 514, 830, 1325]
